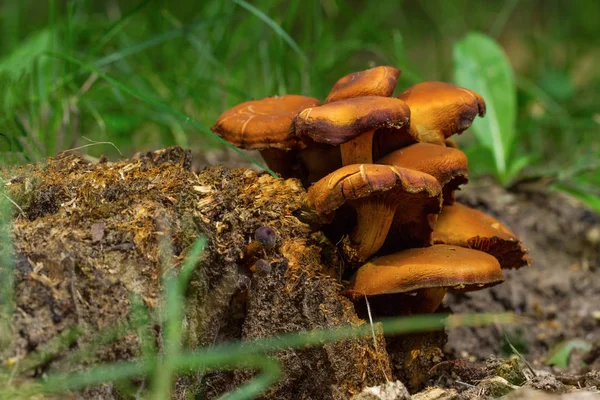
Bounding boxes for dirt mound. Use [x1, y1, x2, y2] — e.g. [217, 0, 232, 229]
[1, 148, 388, 399]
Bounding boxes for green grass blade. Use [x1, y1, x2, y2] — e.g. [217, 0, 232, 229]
[214, 357, 281, 400]
[0, 183, 15, 351]
[195, 312, 518, 357]
[130, 294, 157, 359]
[178, 236, 207, 292]
[61, 320, 137, 366]
[93, 29, 185, 68]
[151, 272, 182, 399]
[42, 360, 154, 393]
[13, 327, 81, 375]
[37, 312, 517, 395]
[233, 0, 309, 64]
[489, 0, 521, 38]
[46, 51, 275, 177]
[0, 20, 223, 126]
[152, 235, 206, 399]
[86, 0, 152, 58]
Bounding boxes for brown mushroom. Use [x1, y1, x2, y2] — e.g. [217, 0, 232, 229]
[294, 96, 411, 166]
[344, 244, 504, 313]
[432, 203, 531, 269]
[398, 81, 486, 145]
[344, 245, 503, 392]
[325, 65, 401, 103]
[307, 163, 442, 263]
[295, 139, 343, 187]
[378, 142, 469, 205]
[211, 94, 321, 177]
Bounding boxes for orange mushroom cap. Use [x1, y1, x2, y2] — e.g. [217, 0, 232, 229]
[432, 203, 531, 269]
[325, 65, 401, 103]
[398, 81, 486, 145]
[307, 163, 442, 262]
[294, 96, 411, 166]
[211, 95, 321, 150]
[344, 244, 504, 300]
[377, 143, 469, 205]
[295, 96, 410, 147]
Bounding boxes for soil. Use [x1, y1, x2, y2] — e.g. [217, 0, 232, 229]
[1, 147, 599, 399]
[446, 180, 600, 372]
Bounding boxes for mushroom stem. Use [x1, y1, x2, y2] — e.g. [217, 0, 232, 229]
[348, 200, 395, 262]
[297, 141, 342, 186]
[259, 148, 296, 178]
[412, 288, 447, 314]
[340, 129, 375, 165]
[408, 124, 445, 146]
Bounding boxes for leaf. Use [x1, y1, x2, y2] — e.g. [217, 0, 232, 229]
[505, 154, 535, 185]
[463, 144, 496, 178]
[454, 32, 516, 182]
[546, 339, 592, 368]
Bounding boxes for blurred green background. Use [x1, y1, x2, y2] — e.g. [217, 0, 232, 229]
[1, 0, 599, 208]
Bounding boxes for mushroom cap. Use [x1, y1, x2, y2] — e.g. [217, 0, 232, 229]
[306, 163, 441, 218]
[377, 143, 469, 204]
[325, 66, 401, 103]
[344, 244, 504, 300]
[294, 96, 411, 146]
[398, 81, 486, 144]
[211, 95, 321, 150]
[432, 203, 531, 269]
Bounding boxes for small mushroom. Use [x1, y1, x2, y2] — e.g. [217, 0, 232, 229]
[255, 226, 277, 248]
[307, 164, 442, 263]
[211, 94, 321, 177]
[243, 226, 279, 262]
[397, 81, 486, 145]
[377, 142, 469, 205]
[250, 259, 272, 275]
[344, 244, 504, 313]
[294, 96, 411, 166]
[325, 65, 401, 103]
[432, 203, 531, 269]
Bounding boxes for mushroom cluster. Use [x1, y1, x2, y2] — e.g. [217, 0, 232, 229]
[212, 65, 530, 317]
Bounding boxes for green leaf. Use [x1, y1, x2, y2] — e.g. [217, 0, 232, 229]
[546, 339, 592, 368]
[505, 154, 535, 184]
[454, 32, 516, 182]
[463, 144, 496, 177]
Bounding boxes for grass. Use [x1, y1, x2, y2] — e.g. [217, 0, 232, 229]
[0, 0, 598, 207]
[0, 1, 598, 395]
